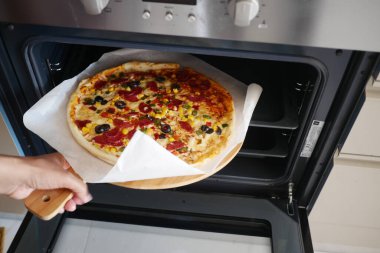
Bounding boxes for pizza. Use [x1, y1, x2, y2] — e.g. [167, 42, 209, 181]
[67, 61, 234, 165]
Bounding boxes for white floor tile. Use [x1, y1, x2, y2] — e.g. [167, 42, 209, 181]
[0, 212, 24, 252]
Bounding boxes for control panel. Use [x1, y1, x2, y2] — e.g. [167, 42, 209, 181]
[79, 0, 265, 28]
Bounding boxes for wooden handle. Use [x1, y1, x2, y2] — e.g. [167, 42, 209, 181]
[24, 167, 79, 220]
[24, 188, 73, 220]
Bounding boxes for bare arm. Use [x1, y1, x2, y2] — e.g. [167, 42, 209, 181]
[0, 153, 92, 212]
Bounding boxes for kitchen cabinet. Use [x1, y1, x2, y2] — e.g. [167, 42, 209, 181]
[310, 81, 380, 253]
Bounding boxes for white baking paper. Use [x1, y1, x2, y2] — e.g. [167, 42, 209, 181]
[23, 49, 262, 183]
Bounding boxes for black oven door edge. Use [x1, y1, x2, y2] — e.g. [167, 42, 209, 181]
[9, 187, 311, 253]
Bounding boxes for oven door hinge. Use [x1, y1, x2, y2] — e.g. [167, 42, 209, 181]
[287, 182, 295, 216]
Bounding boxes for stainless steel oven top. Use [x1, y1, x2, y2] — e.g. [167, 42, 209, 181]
[0, 0, 380, 52]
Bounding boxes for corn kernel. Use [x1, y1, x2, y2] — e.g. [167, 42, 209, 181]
[150, 111, 156, 117]
[108, 87, 115, 92]
[190, 121, 195, 127]
[213, 125, 218, 131]
[163, 98, 169, 103]
[162, 106, 168, 115]
[81, 127, 89, 134]
[137, 93, 144, 99]
[146, 128, 153, 135]
[123, 139, 129, 145]
[96, 102, 101, 107]
[110, 147, 117, 153]
[107, 119, 113, 124]
[166, 89, 171, 94]
[169, 137, 175, 142]
[188, 101, 193, 106]
[155, 114, 162, 119]
[85, 123, 92, 128]
[173, 88, 178, 94]
[90, 88, 95, 93]
[122, 128, 129, 135]
[188, 115, 194, 121]
[126, 87, 131, 91]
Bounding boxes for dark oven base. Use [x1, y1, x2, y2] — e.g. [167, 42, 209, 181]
[9, 184, 311, 253]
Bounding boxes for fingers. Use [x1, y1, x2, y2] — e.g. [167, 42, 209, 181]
[61, 172, 93, 204]
[64, 199, 76, 212]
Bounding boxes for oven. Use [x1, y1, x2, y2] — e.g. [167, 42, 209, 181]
[0, 1, 379, 252]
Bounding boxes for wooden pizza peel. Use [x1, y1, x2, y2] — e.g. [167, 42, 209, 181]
[24, 143, 242, 220]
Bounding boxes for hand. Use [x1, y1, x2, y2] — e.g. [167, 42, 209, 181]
[0, 153, 92, 213]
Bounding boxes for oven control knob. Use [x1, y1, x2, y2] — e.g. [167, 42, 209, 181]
[188, 14, 196, 23]
[142, 10, 151, 20]
[228, 0, 260, 27]
[165, 11, 174, 21]
[80, 0, 110, 15]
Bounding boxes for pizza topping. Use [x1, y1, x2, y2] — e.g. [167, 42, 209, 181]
[155, 76, 165, 82]
[118, 87, 143, 102]
[94, 96, 104, 102]
[199, 80, 211, 90]
[201, 125, 214, 134]
[139, 118, 153, 127]
[83, 98, 95, 105]
[95, 124, 111, 134]
[126, 129, 136, 140]
[145, 81, 157, 92]
[161, 124, 172, 134]
[94, 80, 107, 90]
[115, 100, 127, 109]
[75, 120, 91, 129]
[171, 83, 180, 91]
[179, 121, 192, 132]
[167, 99, 182, 110]
[107, 108, 115, 114]
[93, 128, 124, 146]
[166, 141, 185, 151]
[176, 69, 190, 82]
[138, 102, 152, 113]
[126, 80, 140, 89]
[70, 62, 233, 164]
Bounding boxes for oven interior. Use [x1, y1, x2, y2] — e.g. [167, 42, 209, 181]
[26, 41, 320, 194]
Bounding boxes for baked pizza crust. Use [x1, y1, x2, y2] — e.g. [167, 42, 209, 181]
[67, 61, 234, 166]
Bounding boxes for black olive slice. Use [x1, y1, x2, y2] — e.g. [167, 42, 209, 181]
[95, 124, 110, 134]
[161, 124, 171, 134]
[115, 100, 126, 109]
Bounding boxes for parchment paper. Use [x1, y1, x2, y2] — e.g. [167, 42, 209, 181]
[23, 49, 262, 183]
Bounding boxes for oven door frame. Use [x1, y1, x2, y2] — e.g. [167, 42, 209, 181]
[8, 188, 312, 253]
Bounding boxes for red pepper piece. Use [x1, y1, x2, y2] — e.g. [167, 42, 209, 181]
[179, 121, 193, 132]
[147, 81, 158, 92]
[75, 120, 91, 129]
[166, 141, 185, 151]
[94, 80, 107, 90]
[138, 102, 152, 113]
[176, 69, 190, 82]
[127, 129, 136, 140]
[139, 118, 153, 127]
[167, 98, 183, 110]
